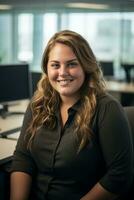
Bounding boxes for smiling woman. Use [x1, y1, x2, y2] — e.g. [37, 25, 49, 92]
[10, 30, 133, 200]
[47, 43, 85, 101]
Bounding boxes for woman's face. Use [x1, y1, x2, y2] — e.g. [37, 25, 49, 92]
[47, 43, 85, 101]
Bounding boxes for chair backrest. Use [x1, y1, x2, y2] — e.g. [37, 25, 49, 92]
[124, 106, 134, 147]
[123, 106, 134, 200]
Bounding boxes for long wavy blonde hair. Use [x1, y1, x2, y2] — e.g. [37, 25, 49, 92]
[27, 30, 106, 151]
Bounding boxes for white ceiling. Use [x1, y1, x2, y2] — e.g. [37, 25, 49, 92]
[0, 0, 134, 11]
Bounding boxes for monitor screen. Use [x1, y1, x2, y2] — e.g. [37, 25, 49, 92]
[0, 63, 32, 104]
[99, 61, 114, 77]
[31, 71, 42, 94]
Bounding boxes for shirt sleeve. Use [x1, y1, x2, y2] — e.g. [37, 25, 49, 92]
[11, 103, 36, 175]
[97, 97, 133, 194]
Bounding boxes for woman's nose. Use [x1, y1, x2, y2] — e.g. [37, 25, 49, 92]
[59, 65, 69, 76]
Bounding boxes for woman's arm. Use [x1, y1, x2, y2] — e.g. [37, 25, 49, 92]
[10, 171, 32, 200]
[10, 104, 36, 200]
[80, 182, 118, 200]
[80, 97, 133, 200]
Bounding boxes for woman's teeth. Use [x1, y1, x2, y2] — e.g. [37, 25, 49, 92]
[58, 79, 73, 85]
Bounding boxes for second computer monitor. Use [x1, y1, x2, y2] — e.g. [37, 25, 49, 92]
[0, 63, 32, 104]
[99, 61, 114, 79]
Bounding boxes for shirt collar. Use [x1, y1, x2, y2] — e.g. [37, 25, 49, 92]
[55, 99, 82, 117]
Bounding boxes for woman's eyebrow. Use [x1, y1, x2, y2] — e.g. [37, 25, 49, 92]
[49, 60, 59, 63]
[66, 59, 78, 63]
[49, 58, 78, 63]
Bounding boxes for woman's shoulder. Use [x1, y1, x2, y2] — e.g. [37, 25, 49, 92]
[93, 93, 126, 130]
[23, 100, 33, 121]
[97, 93, 121, 108]
[96, 92, 124, 117]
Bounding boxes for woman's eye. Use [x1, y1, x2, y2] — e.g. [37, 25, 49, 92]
[68, 62, 78, 67]
[51, 63, 59, 68]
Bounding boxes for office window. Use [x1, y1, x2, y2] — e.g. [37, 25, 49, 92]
[30, 13, 58, 71]
[0, 9, 134, 78]
[120, 13, 134, 63]
[43, 13, 58, 47]
[61, 12, 121, 61]
[32, 14, 44, 70]
[18, 14, 33, 62]
[31, 13, 58, 71]
[67, 13, 86, 36]
[0, 14, 12, 63]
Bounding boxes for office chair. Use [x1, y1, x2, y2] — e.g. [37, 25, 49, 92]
[121, 106, 134, 200]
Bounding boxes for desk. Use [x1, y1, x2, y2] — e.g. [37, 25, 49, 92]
[106, 81, 134, 106]
[0, 100, 29, 166]
[0, 138, 17, 165]
[0, 138, 17, 200]
[106, 81, 134, 93]
[0, 100, 29, 136]
[0, 115, 23, 137]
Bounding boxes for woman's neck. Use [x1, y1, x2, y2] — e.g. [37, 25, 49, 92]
[60, 96, 80, 127]
[60, 96, 80, 109]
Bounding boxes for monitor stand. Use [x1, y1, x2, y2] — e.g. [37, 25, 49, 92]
[0, 104, 25, 119]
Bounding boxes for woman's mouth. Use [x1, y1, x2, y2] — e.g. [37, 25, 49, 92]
[57, 79, 73, 86]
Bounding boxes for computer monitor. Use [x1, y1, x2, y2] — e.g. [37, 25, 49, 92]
[31, 71, 42, 94]
[0, 63, 32, 118]
[121, 63, 134, 83]
[99, 61, 114, 79]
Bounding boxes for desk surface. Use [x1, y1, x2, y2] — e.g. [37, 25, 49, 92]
[106, 81, 134, 93]
[0, 115, 24, 135]
[0, 100, 28, 165]
[0, 100, 29, 134]
[0, 138, 17, 164]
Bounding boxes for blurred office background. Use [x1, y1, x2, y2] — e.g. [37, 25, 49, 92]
[1, 2, 134, 198]
[0, 0, 134, 105]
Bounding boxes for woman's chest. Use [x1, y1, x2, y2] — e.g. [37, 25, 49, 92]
[31, 124, 104, 179]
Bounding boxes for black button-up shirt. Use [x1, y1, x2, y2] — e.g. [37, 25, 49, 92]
[11, 94, 133, 200]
